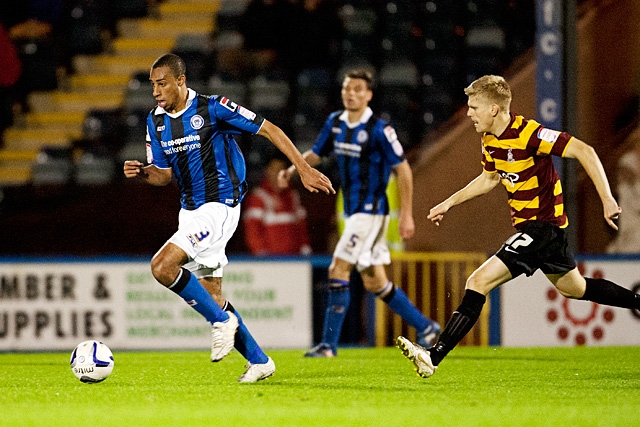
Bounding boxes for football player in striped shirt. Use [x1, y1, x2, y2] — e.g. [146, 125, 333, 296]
[397, 75, 640, 378]
[123, 54, 334, 382]
[279, 69, 440, 358]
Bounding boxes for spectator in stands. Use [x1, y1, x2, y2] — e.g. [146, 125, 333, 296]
[3, 0, 64, 107]
[243, 154, 312, 256]
[0, 23, 22, 146]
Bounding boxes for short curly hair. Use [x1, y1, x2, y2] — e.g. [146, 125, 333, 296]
[151, 54, 186, 78]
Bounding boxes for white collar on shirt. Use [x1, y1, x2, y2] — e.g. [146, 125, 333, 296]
[154, 88, 197, 118]
[339, 107, 373, 129]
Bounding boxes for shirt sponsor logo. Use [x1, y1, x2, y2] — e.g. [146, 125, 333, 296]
[334, 142, 362, 158]
[499, 171, 519, 187]
[160, 134, 201, 155]
[238, 106, 256, 121]
[161, 134, 201, 147]
[537, 127, 560, 142]
[146, 143, 153, 163]
[219, 96, 237, 112]
[384, 125, 404, 156]
[190, 114, 204, 130]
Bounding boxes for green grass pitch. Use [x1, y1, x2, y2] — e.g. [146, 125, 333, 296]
[2, 346, 639, 427]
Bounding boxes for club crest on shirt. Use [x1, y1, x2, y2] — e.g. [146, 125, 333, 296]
[190, 114, 204, 130]
[357, 130, 368, 143]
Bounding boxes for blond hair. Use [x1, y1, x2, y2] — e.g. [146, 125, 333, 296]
[464, 75, 512, 112]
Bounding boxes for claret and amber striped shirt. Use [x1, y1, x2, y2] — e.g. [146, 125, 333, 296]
[481, 113, 573, 229]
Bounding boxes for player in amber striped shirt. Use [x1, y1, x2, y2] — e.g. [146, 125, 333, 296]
[481, 113, 572, 229]
[396, 75, 640, 379]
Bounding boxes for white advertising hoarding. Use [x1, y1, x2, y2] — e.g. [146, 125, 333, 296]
[502, 259, 640, 347]
[0, 260, 312, 351]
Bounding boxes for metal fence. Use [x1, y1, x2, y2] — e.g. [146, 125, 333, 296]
[376, 252, 489, 347]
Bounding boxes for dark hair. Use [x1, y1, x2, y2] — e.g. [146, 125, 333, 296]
[345, 69, 374, 90]
[151, 54, 186, 78]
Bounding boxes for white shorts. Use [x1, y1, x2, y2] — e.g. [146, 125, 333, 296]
[333, 213, 391, 271]
[168, 202, 241, 278]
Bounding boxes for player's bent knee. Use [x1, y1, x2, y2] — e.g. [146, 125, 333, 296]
[150, 254, 178, 286]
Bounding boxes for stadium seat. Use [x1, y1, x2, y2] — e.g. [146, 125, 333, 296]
[31, 148, 74, 186]
[214, 0, 251, 33]
[208, 75, 247, 104]
[294, 68, 333, 119]
[339, 5, 378, 64]
[112, 0, 148, 19]
[248, 76, 291, 126]
[65, 0, 111, 56]
[172, 34, 214, 84]
[75, 152, 116, 185]
[124, 72, 152, 112]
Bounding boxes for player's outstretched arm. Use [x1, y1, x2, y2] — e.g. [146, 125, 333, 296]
[123, 160, 172, 186]
[258, 120, 334, 194]
[564, 138, 622, 229]
[393, 160, 415, 239]
[428, 171, 500, 226]
[277, 150, 321, 189]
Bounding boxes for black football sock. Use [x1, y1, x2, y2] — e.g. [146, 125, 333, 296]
[581, 278, 639, 309]
[430, 289, 486, 366]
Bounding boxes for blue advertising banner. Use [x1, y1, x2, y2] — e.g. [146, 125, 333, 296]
[536, 0, 564, 170]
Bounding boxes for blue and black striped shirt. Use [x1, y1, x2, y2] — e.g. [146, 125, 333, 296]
[146, 89, 264, 210]
[312, 107, 405, 216]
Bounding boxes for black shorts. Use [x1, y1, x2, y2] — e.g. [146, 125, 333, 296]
[495, 221, 576, 278]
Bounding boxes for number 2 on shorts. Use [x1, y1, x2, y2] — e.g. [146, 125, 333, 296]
[505, 232, 533, 251]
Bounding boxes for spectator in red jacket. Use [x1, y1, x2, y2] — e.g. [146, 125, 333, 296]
[243, 155, 312, 255]
[0, 23, 22, 146]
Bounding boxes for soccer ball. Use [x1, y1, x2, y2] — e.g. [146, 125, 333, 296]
[70, 340, 114, 383]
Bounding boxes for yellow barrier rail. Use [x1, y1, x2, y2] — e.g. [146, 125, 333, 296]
[376, 252, 489, 347]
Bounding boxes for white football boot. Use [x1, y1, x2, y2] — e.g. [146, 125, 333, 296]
[210, 312, 239, 362]
[238, 357, 276, 383]
[396, 336, 436, 378]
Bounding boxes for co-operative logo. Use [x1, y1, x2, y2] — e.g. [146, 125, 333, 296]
[545, 263, 616, 345]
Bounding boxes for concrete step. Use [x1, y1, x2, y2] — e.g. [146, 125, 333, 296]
[0, 149, 39, 163]
[24, 111, 86, 129]
[159, 1, 220, 20]
[3, 128, 81, 151]
[118, 17, 213, 39]
[28, 91, 124, 113]
[0, 149, 38, 186]
[69, 73, 131, 93]
[111, 37, 175, 57]
[0, 165, 31, 186]
[73, 54, 159, 75]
